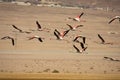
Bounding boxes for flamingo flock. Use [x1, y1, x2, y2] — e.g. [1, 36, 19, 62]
[0, 12, 119, 54]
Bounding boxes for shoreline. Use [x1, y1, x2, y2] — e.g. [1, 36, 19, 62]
[0, 73, 120, 80]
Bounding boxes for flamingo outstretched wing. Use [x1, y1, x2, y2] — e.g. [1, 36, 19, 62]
[73, 45, 80, 53]
[98, 34, 105, 44]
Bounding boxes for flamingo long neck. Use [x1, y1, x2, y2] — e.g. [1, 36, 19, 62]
[77, 16, 80, 18]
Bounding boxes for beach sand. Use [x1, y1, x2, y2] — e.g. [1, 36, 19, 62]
[0, 2, 120, 79]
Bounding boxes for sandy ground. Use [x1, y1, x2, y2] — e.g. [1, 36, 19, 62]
[0, 2, 120, 79]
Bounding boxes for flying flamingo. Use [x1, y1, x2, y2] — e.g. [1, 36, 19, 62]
[66, 24, 83, 30]
[68, 12, 85, 22]
[97, 34, 113, 45]
[28, 35, 43, 42]
[54, 29, 70, 40]
[1, 36, 15, 46]
[104, 57, 120, 62]
[108, 16, 120, 24]
[12, 25, 31, 34]
[35, 21, 50, 32]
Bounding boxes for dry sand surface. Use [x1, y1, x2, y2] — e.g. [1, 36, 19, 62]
[0, 2, 120, 79]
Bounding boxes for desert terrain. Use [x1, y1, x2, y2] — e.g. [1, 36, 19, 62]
[0, 2, 120, 80]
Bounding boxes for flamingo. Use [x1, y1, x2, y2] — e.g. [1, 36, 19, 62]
[66, 24, 83, 30]
[97, 34, 113, 45]
[104, 57, 120, 62]
[73, 42, 87, 53]
[104, 57, 114, 61]
[54, 29, 70, 40]
[28, 35, 43, 42]
[1, 36, 15, 46]
[108, 16, 120, 24]
[68, 12, 85, 22]
[12, 25, 31, 34]
[34, 21, 50, 32]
